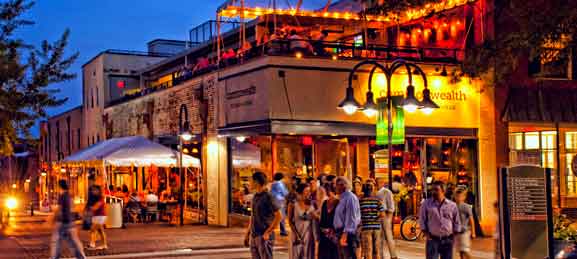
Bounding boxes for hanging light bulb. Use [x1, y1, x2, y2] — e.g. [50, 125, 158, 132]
[338, 87, 361, 115]
[420, 88, 440, 115]
[401, 84, 422, 113]
[440, 65, 448, 77]
[362, 91, 378, 117]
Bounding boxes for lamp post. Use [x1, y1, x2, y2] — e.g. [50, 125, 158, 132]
[338, 59, 439, 191]
[178, 104, 193, 226]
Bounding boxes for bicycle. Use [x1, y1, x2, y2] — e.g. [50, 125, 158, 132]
[400, 215, 425, 241]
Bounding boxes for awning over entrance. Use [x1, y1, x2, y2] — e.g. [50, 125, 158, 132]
[218, 119, 478, 138]
[63, 136, 200, 167]
[502, 87, 577, 122]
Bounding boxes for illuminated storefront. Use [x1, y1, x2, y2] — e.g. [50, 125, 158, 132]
[217, 57, 496, 229]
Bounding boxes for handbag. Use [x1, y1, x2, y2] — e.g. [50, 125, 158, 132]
[82, 211, 92, 230]
[321, 228, 339, 245]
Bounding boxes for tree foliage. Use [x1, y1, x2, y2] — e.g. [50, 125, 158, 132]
[362, 0, 577, 83]
[0, 0, 78, 156]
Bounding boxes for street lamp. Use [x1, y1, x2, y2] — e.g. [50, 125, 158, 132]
[178, 104, 193, 226]
[337, 59, 440, 190]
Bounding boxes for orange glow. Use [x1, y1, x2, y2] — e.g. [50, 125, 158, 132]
[218, 0, 475, 24]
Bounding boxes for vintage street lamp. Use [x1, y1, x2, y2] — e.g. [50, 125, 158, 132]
[337, 59, 440, 190]
[178, 104, 193, 226]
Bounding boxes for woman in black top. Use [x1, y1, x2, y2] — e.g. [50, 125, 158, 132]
[318, 182, 339, 259]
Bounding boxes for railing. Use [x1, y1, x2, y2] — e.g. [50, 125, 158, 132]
[189, 20, 243, 46]
[105, 49, 174, 58]
[107, 39, 464, 107]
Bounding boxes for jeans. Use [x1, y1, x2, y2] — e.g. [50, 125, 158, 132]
[279, 205, 287, 235]
[50, 223, 86, 259]
[381, 213, 398, 258]
[338, 233, 358, 259]
[361, 229, 382, 259]
[426, 236, 454, 259]
[250, 235, 274, 259]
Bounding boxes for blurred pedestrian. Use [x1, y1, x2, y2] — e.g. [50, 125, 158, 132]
[49, 180, 86, 259]
[271, 172, 289, 236]
[318, 181, 339, 259]
[244, 172, 282, 259]
[419, 181, 461, 259]
[377, 181, 398, 259]
[333, 176, 361, 259]
[88, 185, 107, 249]
[288, 183, 317, 259]
[454, 188, 476, 259]
[360, 180, 384, 259]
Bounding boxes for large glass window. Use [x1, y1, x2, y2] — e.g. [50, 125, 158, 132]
[230, 136, 272, 215]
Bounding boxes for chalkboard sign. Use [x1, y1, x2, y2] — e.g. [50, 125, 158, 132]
[499, 166, 554, 259]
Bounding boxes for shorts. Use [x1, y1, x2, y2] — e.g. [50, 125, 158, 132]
[92, 216, 107, 225]
[455, 230, 471, 252]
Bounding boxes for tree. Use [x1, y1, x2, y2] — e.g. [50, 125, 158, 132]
[362, 0, 577, 83]
[0, 0, 78, 156]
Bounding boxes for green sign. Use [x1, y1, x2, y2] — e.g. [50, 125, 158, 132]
[376, 96, 405, 145]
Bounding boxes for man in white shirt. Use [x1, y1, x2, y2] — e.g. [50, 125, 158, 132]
[377, 184, 399, 259]
[145, 190, 159, 203]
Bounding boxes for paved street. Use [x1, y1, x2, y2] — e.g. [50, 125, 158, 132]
[1, 212, 496, 259]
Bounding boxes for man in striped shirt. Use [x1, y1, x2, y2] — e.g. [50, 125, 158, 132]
[359, 180, 385, 259]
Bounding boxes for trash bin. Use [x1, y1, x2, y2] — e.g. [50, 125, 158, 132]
[105, 196, 123, 228]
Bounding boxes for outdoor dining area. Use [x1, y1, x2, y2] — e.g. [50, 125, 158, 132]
[56, 136, 203, 227]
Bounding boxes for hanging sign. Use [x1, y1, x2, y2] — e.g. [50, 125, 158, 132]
[376, 96, 405, 145]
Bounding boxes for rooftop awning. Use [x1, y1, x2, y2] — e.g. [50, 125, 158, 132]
[63, 136, 200, 168]
[502, 87, 577, 123]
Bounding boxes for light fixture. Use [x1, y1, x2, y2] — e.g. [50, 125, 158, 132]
[332, 55, 338, 61]
[183, 148, 189, 154]
[295, 52, 303, 59]
[41, 172, 47, 177]
[25, 179, 31, 183]
[235, 136, 247, 142]
[192, 148, 199, 154]
[11, 184, 16, 189]
[338, 87, 361, 115]
[440, 65, 448, 77]
[60, 168, 67, 173]
[420, 88, 440, 115]
[180, 131, 193, 141]
[362, 91, 378, 117]
[401, 84, 422, 113]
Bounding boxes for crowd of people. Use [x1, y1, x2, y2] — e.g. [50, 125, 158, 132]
[244, 171, 482, 259]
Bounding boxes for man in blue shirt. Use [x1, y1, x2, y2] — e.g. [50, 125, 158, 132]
[270, 172, 289, 236]
[333, 176, 361, 259]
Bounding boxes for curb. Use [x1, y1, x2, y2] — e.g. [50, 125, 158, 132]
[66, 246, 289, 259]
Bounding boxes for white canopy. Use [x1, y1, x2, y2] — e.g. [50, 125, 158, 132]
[63, 136, 200, 168]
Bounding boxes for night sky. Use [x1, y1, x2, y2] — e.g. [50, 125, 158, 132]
[17, 0, 220, 134]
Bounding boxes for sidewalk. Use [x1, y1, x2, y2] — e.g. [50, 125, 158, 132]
[10, 221, 496, 258]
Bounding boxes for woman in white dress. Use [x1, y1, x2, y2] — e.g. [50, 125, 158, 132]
[288, 183, 317, 259]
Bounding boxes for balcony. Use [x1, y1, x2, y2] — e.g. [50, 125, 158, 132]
[107, 39, 464, 107]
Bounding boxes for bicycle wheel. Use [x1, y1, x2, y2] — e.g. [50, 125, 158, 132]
[400, 215, 421, 241]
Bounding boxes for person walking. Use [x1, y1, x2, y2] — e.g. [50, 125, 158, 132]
[87, 185, 107, 250]
[318, 181, 339, 259]
[49, 180, 86, 259]
[288, 183, 316, 259]
[454, 188, 476, 259]
[270, 172, 289, 236]
[244, 172, 282, 259]
[359, 180, 384, 259]
[419, 181, 462, 259]
[377, 181, 398, 259]
[333, 176, 361, 259]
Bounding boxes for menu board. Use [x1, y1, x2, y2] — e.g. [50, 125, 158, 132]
[507, 177, 547, 221]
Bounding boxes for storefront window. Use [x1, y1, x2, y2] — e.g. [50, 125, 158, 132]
[509, 133, 524, 150]
[315, 138, 350, 177]
[509, 131, 557, 169]
[230, 136, 272, 215]
[566, 132, 577, 196]
[525, 132, 540, 149]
